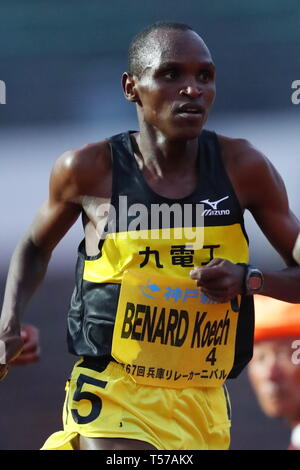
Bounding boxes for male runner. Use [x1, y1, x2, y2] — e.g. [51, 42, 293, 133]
[0, 22, 300, 450]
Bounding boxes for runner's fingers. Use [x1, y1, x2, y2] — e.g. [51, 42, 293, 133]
[20, 325, 39, 353]
[196, 279, 230, 289]
[194, 277, 233, 293]
[204, 258, 224, 267]
[201, 288, 233, 303]
[20, 338, 39, 353]
[0, 336, 24, 363]
[0, 364, 9, 381]
[190, 266, 224, 283]
[12, 351, 40, 365]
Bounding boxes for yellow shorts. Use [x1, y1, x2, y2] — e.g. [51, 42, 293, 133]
[41, 357, 231, 450]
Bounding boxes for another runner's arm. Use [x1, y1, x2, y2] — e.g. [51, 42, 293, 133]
[0, 150, 83, 364]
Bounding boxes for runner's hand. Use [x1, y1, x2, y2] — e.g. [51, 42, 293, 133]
[12, 325, 40, 365]
[0, 364, 9, 381]
[0, 328, 24, 381]
[190, 258, 244, 302]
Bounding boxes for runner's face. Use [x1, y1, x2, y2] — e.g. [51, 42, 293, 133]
[134, 30, 216, 140]
[248, 338, 300, 420]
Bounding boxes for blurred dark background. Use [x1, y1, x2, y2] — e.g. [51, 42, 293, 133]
[0, 0, 299, 450]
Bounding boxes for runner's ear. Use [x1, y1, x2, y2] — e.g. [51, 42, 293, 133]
[121, 72, 139, 103]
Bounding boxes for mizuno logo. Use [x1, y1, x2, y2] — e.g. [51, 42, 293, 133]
[200, 196, 229, 210]
[200, 196, 230, 216]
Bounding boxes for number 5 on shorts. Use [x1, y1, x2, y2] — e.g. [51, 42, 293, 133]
[71, 373, 107, 424]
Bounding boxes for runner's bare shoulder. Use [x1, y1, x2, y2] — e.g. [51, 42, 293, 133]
[217, 134, 268, 168]
[216, 133, 284, 210]
[49, 139, 112, 203]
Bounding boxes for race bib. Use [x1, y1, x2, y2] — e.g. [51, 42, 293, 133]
[112, 270, 240, 388]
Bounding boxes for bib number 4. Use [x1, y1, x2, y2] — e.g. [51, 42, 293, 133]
[205, 347, 217, 366]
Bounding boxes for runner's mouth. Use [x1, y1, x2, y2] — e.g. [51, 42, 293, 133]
[175, 103, 205, 115]
[174, 103, 205, 118]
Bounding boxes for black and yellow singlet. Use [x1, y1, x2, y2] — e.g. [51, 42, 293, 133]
[67, 130, 254, 384]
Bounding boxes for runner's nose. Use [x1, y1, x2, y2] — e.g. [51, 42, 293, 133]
[179, 84, 202, 99]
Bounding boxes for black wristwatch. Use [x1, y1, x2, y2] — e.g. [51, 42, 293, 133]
[238, 263, 264, 295]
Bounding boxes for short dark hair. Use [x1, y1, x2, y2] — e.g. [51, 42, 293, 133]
[128, 21, 195, 77]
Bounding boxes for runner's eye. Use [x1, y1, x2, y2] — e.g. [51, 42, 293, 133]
[163, 69, 179, 80]
[197, 70, 212, 83]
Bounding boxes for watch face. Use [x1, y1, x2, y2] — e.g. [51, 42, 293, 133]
[248, 274, 262, 291]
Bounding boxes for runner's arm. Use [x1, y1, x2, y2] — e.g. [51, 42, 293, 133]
[191, 141, 300, 302]
[244, 148, 300, 301]
[0, 151, 82, 366]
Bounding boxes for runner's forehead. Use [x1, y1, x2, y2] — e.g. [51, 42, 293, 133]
[142, 29, 213, 72]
